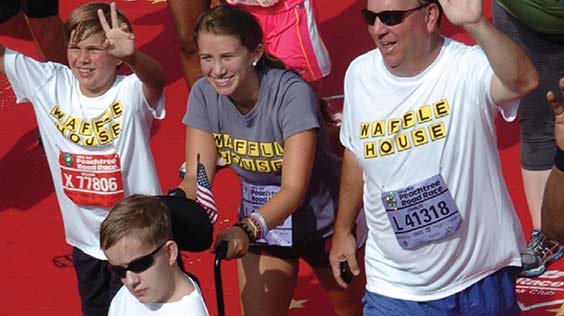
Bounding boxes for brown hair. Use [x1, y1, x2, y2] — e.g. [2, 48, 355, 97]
[64, 2, 132, 44]
[100, 194, 173, 250]
[193, 4, 285, 70]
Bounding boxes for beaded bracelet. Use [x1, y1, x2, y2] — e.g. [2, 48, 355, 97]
[233, 222, 255, 242]
[247, 215, 263, 240]
[555, 148, 564, 172]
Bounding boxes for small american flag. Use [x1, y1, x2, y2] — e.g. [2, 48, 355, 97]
[196, 154, 218, 224]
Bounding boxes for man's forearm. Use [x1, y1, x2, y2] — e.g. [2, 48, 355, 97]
[465, 17, 538, 99]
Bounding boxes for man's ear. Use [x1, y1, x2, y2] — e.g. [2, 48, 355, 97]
[165, 240, 179, 266]
[425, 3, 441, 33]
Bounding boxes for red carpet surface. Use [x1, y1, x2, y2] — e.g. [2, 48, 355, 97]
[0, 1, 563, 315]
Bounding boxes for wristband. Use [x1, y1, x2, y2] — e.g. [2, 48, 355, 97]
[555, 147, 564, 172]
[250, 213, 269, 239]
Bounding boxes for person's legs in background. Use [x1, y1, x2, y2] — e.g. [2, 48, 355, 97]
[492, 0, 564, 277]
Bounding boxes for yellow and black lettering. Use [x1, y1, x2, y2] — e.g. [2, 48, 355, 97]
[379, 139, 395, 156]
[240, 158, 255, 171]
[395, 133, 411, 152]
[434, 99, 450, 118]
[110, 101, 124, 118]
[233, 139, 247, 155]
[248, 141, 259, 157]
[213, 133, 224, 148]
[429, 122, 446, 140]
[64, 116, 79, 132]
[402, 112, 415, 129]
[110, 122, 120, 139]
[411, 128, 428, 146]
[260, 142, 274, 158]
[274, 142, 284, 156]
[83, 136, 97, 147]
[50, 105, 66, 122]
[224, 134, 233, 149]
[364, 141, 378, 158]
[417, 105, 432, 123]
[220, 151, 232, 165]
[69, 132, 81, 144]
[79, 121, 92, 136]
[56, 123, 66, 135]
[372, 121, 385, 137]
[97, 129, 112, 145]
[256, 160, 271, 172]
[388, 118, 401, 135]
[271, 159, 283, 172]
[360, 122, 370, 139]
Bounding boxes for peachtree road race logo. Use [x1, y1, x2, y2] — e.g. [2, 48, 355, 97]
[517, 270, 564, 315]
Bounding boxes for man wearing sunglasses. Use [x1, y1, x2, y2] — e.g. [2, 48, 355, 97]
[330, 0, 538, 315]
[100, 195, 209, 316]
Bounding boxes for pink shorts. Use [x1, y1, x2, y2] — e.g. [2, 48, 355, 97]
[237, 0, 331, 82]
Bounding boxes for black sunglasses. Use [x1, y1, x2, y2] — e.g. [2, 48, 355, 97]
[361, 3, 429, 26]
[107, 242, 166, 278]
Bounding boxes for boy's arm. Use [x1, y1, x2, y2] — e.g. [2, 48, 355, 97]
[98, 2, 165, 107]
[124, 51, 166, 107]
[0, 45, 6, 75]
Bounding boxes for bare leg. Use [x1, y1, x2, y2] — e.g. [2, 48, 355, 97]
[167, 0, 211, 89]
[522, 168, 551, 229]
[312, 246, 365, 316]
[238, 252, 299, 316]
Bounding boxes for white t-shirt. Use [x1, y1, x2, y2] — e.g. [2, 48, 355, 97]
[4, 49, 165, 259]
[341, 38, 525, 301]
[108, 275, 209, 316]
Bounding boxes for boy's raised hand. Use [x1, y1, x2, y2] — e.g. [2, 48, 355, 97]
[97, 2, 135, 62]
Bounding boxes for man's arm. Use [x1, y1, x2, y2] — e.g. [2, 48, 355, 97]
[439, 0, 538, 105]
[0, 44, 6, 75]
[541, 78, 564, 241]
[329, 148, 364, 288]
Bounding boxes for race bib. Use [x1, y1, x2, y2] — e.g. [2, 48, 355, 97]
[382, 174, 461, 249]
[59, 152, 124, 208]
[241, 182, 292, 246]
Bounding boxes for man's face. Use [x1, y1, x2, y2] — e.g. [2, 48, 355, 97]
[104, 237, 175, 304]
[67, 32, 119, 97]
[365, 0, 434, 76]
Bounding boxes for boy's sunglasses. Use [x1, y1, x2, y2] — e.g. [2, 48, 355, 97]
[361, 4, 429, 26]
[108, 242, 166, 278]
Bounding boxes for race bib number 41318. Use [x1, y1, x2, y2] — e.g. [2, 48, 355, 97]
[59, 152, 124, 208]
[382, 174, 462, 249]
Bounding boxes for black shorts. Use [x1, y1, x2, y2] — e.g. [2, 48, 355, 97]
[0, 0, 59, 23]
[248, 236, 332, 268]
[492, 1, 564, 170]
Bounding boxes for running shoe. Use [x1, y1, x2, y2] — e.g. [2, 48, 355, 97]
[520, 229, 564, 277]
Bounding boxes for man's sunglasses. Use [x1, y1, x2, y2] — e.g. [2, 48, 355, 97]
[107, 242, 166, 278]
[361, 3, 429, 26]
